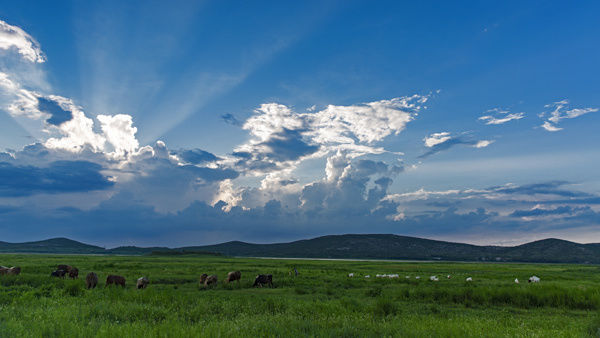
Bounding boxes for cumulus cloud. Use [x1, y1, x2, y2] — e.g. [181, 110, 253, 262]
[0, 19, 45, 63]
[478, 108, 525, 125]
[540, 100, 598, 131]
[97, 114, 139, 158]
[233, 95, 427, 175]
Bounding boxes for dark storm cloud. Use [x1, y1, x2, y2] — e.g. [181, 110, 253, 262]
[0, 160, 114, 196]
[38, 97, 73, 126]
[176, 148, 219, 164]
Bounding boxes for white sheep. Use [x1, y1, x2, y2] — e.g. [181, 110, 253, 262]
[447, 275, 451, 279]
[365, 275, 370, 278]
[528, 276, 540, 283]
[466, 277, 473, 282]
[389, 274, 399, 278]
[415, 276, 420, 279]
[348, 273, 354, 277]
[429, 276, 439, 282]
[514, 278, 519, 284]
[405, 276, 410, 279]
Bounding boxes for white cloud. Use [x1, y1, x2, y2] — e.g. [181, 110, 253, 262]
[423, 132, 451, 147]
[232, 95, 428, 176]
[97, 114, 139, 158]
[479, 112, 524, 125]
[474, 140, 493, 148]
[541, 121, 562, 132]
[0, 20, 45, 63]
[541, 100, 598, 131]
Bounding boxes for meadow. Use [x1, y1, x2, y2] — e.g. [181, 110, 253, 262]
[0, 253, 599, 337]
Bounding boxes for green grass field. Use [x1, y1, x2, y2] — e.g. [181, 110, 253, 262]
[0, 254, 599, 337]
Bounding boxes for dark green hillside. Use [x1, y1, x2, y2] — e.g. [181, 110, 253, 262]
[1, 234, 599, 263]
[0, 237, 105, 254]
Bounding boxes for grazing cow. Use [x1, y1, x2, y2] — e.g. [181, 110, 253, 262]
[68, 267, 79, 279]
[137, 277, 149, 289]
[225, 271, 241, 283]
[429, 276, 439, 282]
[514, 278, 519, 284]
[466, 277, 473, 282]
[106, 275, 126, 287]
[7, 267, 20, 275]
[57, 265, 72, 272]
[199, 274, 208, 285]
[528, 276, 540, 283]
[51, 270, 67, 278]
[204, 275, 218, 287]
[348, 273, 354, 277]
[253, 274, 273, 287]
[86, 272, 98, 289]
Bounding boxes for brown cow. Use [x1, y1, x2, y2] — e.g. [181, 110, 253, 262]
[86, 272, 98, 289]
[68, 267, 79, 279]
[199, 273, 208, 285]
[137, 277, 149, 289]
[225, 270, 241, 283]
[204, 275, 218, 287]
[106, 275, 126, 287]
[7, 267, 21, 275]
[51, 270, 67, 278]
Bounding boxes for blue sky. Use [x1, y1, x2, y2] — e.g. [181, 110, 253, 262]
[0, 1, 599, 247]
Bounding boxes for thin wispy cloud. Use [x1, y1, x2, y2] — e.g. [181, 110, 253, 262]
[479, 108, 525, 125]
[540, 100, 598, 132]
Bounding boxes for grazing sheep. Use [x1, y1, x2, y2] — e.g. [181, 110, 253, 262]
[86, 272, 98, 289]
[389, 274, 399, 278]
[199, 274, 209, 285]
[51, 270, 67, 278]
[253, 274, 273, 287]
[466, 277, 473, 282]
[348, 273, 354, 277]
[365, 275, 370, 278]
[204, 275, 218, 287]
[514, 278, 519, 284]
[405, 276, 410, 279]
[106, 275, 126, 287]
[447, 275, 452, 279]
[225, 271, 241, 283]
[137, 277, 149, 289]
[429, 276, 439, 282]
[528, 276, 540, 283]
[7, 267, 20, 275]
[415, 276, 420, 279]
[68, 267, 79, 279]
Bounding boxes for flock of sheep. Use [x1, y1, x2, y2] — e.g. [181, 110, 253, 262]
[1, 264, 275, 289]
[348, 273, 541, 283]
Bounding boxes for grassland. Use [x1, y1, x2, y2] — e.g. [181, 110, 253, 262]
[0, 254, 599, 337]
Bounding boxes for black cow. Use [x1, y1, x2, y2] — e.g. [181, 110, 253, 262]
[51, 270, 67, 278]
[253, 274, 273, 287]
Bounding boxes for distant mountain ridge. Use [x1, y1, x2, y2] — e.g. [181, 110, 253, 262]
[0, 234, 599, 264]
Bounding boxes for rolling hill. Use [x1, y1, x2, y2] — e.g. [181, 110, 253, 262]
[1, 234, 599, 264]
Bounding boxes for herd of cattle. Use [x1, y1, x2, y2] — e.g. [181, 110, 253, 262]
[1, 264, 275, 289]
[348, 273, 542, 283]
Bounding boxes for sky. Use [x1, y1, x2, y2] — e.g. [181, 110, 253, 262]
[0, 1, 599, 247]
